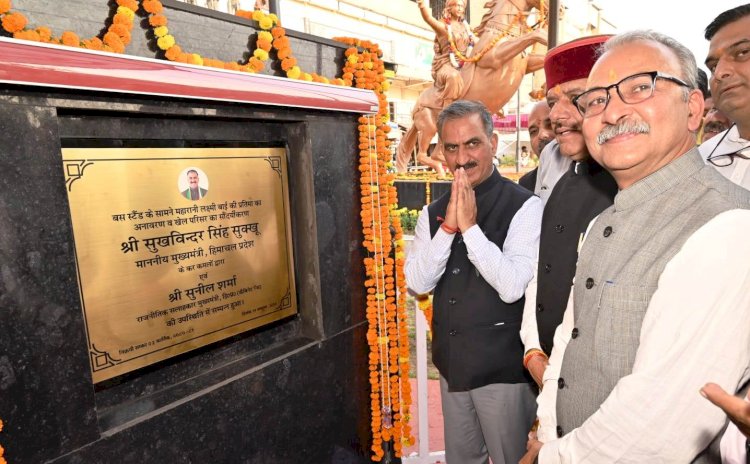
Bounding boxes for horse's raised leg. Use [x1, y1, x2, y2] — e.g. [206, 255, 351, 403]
[416, 128, 445, 178]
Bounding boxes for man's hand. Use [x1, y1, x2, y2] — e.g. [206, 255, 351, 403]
[520, 437, 543, 464]
[527, 355, 548, 389]
[444, 171, 459, 231]
[701, 383, 750, 438]
[455, 168, 477, 232]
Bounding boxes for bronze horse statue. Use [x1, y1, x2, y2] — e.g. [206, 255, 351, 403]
[396, 0, 548, 176]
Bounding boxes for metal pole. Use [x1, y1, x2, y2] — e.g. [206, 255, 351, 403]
[548, 0, 559, 48]
[269, 0, 280, 16]
[515, 89, 521, 173]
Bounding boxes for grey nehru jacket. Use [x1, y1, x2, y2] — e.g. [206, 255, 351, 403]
[556, 149, 750, 443]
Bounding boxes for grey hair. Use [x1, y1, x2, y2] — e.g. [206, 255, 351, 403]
[437, 100, 494, 139]
[599, 30, 698, 101]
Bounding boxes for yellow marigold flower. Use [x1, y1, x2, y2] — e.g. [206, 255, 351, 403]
[381, 81, 391, 91]
[258, 31, 272, 42]
[259, 16, 274, 30]
[116, 6, 135, 21]
[157, 34, 175, 50]
[189, 54, 204, 66]
[251, 10, 264, 21]
[302, 72, 313, 81]
[286, 66, 301, 79]
[153, 25, 168, 37]
[347, 54, 359, 64]
[267, 13, 279, 24]
[253, 48, 269, 61]
[0, 0, 11, 15]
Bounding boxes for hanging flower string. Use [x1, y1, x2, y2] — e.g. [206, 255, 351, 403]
[0, 418, 6, 464]
[337, 36, 413, 460]
[0, 0, 137, 53]
[1, 2, 411, 459]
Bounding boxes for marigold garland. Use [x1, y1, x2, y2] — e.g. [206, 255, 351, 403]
[0, 417, 6, 464]
[336, 37, 412, 460]
[0, 0, 137, 54]
[1, 2, 412, 460]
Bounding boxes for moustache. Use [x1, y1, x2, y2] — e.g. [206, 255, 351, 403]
[457, 161, 479, 170]
[596, 119, 650, 145]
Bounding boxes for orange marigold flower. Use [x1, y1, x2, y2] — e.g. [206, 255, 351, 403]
[271, 26, 285, 39]
[116, 0, 139, 11]
[277, 47, 291, 60]
[248, 57, 264, 72]
[0, 0, 10, 14]
[164, 44, 182, 61]
[82, 37, 104, 50]
[110, 23, 130, 39]
[103, 31, 124, 48]
[14, 29, 40, 42]
[61, 31, 81, 47]
[225, 62, 240, 71]
[112, 12, 132, 26]
[36, 26, 52, 42]
[149, 13, 167, 27]
[2, 12, 27, 33]
[256, 38, 272, 52]
[235, 9, 253, 20]
[142, 0, 163, 14]
[280, 56, 297, 71]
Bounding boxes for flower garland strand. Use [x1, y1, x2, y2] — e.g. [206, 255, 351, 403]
[0, 418, 6, 464]
[337, 37, 413, 460]
[0, 0, 137, 53]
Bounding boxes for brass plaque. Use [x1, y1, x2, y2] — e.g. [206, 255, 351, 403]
[62, 147, 297, 382]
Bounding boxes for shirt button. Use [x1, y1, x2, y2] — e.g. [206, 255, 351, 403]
[537, 303, 544, 312]
[554, 224, 565, 233]
[449, 330, 457, 336]
[451, 267, 461, 275]
[558, 378, 566, 389]
[449, 298, 457, 305]
[585, 278, 594, 289]
[571, 328, 579, 339]
[544, 263, 552, 273]
[557, 426, 564, 438]
[603, 226, 613, 237]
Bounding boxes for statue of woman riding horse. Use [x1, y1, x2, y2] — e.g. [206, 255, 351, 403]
[397, 0, 548, 176]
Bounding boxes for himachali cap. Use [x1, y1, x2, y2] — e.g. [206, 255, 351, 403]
[544, 34, 612, 90]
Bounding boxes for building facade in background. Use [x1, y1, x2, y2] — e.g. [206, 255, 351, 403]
[177, 0, 614, 159]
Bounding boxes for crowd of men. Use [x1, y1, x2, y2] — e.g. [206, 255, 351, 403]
[405, 4, 750, 463]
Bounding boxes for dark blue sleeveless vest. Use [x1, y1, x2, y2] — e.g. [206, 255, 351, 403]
[427, 169, 533, 390]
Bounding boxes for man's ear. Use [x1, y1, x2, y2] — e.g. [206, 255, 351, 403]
[687, 89, 705, 132]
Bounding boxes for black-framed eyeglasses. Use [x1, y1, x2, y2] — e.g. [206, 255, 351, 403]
[572, 71, 691, 118]
[705, 124, 750, 167]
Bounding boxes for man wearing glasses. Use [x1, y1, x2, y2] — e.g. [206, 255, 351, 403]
[700, 4, 750, 190]
[522, 30, 750, 464]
